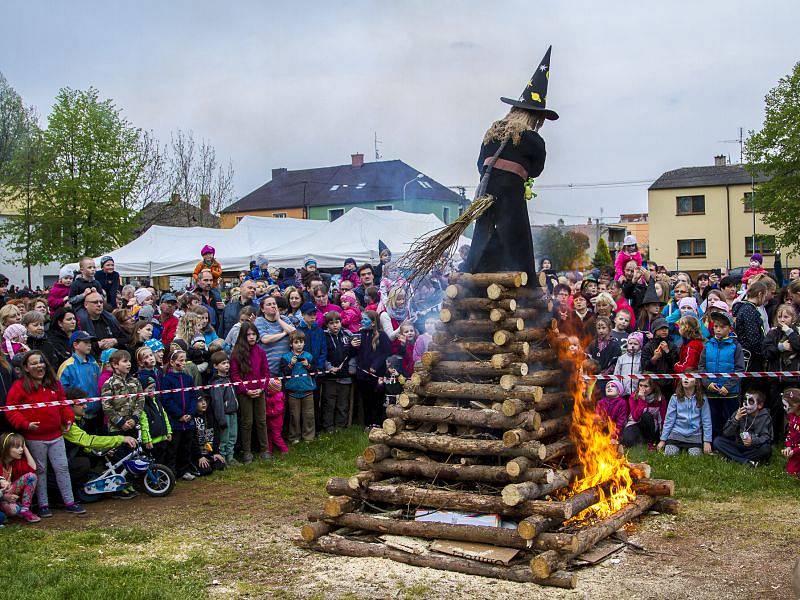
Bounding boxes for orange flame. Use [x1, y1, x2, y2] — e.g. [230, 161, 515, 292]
[555, 332, 636, 522]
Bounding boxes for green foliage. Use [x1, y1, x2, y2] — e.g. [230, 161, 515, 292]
[0, 72, 36, 179]
[745, 61, 800, 256]
[534, 225, 590, 271]
[592, 237, 613, 268]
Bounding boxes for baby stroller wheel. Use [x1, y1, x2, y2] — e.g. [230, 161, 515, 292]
[141, 463, 176, 497]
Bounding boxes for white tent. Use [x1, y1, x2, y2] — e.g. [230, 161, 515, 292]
[266, 207, 468, 269]
[90, 216, 324, 277]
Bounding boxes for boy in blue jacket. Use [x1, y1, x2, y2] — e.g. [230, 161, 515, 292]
[698, 311, 745, 439]
[297, 302, 327, 433]
[160, 348, 198, 481]
[280, 330, 316, 443]
[58, 331, 101, 431]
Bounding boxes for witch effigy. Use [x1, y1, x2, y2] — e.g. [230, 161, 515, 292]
[402, 46, 558, 283]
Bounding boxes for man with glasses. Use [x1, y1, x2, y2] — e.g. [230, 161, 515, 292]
[75, 291, 128, 359]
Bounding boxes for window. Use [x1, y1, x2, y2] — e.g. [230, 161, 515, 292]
[328, 208, 345, 221]
[236, 216, 244, 223]
[356, 182, 366, 189]
[442, 206, 450, 224]
[418, 181, 433, 189]
[745, 235, 775, 255]
[676, 195, 705, 215]
[375, 205, 393, 211]
[743, 192, 755, 212]
[677, 239, 706, 258]
[272, 212, 287, 218]
[329, 185, 340, 191]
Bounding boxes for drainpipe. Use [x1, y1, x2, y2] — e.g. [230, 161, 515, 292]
[725, 185, 732, 270]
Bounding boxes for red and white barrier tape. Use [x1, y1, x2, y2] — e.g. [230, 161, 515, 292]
[584, 371, 800, 381]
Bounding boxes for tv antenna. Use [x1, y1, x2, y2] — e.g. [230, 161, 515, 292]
[718, 126, 744, 163]
[374, 132, 382, 161]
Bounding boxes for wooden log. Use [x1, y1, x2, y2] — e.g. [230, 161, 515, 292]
[501, 470, 575, 506]
[421, 381, 543, 403]
[516, 486, 607, 540]
[443, 297, 517, 312]
[499, 369, 562, 389]
[493, 328, 549, 345]
[450, 271, 527, 288]
[486, 283, 546, 301]
[515, 307, 542, 320]
[409, 371, 430, 387]
[502, 416, 571, 447]
[501, 392, 572, 416]
[323, 496, 360, 517]
[385, 403, 541, 431]
[628, 462, 652, 480]
[326, 477, 577, 519]
[428, 341, 530, 359]
[365, 457, 524, 485]
[309, 535, 577, 588]
[633, 478, 675, 497]
[652, 497, 681, 514]
[440, 318, 524, 335]
[362, 444, 392, 464]
[300, 521, 332, 542]
[444, 283, 468, 299]
[433, 360, 528, 378]
[382, 417, 405, 435]
[541, 438, 576, 462]
[368, 429, 547, 460]
[530, 550, 561, 579]
[348, 465, 384, 490]
[397, 393, 420, 408]
[490, 353, 520, 369]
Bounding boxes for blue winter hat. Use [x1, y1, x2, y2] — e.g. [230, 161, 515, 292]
[304, 257, 317, 267]
[100, 256, 114, 266]
[300, 302, 318, 315]
[100, 348, 116, 364]
[144, 339, 165, 353]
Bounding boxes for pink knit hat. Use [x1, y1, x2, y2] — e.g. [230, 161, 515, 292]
[201, 245, 215, 256]
[626, 331, 644, 348]
[605, 380, 625, 397]
[678, 296, 698, 313]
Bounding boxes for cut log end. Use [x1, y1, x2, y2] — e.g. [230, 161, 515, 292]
[300, 521, 332, 542]
[530, 550, 561, 579]
[323, 496, 359, 518]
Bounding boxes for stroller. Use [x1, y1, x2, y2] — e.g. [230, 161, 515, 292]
[83, 441, 175, 498]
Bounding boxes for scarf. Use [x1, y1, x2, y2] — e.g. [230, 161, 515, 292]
[388, 304, 409, 323]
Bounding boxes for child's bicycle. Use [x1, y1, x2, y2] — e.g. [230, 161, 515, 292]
[83, 442, 176, 498]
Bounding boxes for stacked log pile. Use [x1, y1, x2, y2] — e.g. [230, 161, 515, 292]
[300, 272, 676, 588]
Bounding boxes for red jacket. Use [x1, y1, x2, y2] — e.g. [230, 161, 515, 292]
[231, 344, 270, 394]
[47, 282, 70, 315]
[674, 339, 704, 373]
[2, 457, 35, 481]
[5, 380, 73, 441]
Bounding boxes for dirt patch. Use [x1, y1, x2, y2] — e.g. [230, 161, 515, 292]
[34, 475, 800, 599]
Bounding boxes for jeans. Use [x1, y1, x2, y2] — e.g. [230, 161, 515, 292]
[238, 393, 267, 455]
[712, 436, 772, 464]
[27, 437, 74, 508]
[287, 392, 315, 442]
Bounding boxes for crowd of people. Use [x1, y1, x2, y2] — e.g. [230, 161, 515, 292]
[0, 244, 446, 525]
[0, 236, 798, 526]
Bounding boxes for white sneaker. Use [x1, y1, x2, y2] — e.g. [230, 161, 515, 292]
[181, 472, 196, 481]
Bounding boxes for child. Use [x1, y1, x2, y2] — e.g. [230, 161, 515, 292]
[98, 348, 116, 392]
[193, 306, 220, 348]
[782, 388, 800, 476]
[298, 303, 327, 375]
[412, 316, 436, 364]
[596, 380, 629, 444]
[741, 253, 766, 287]
[160, 349, 198, 481]
[101, 350, 144, 434]
[265, 378, 288, 454]
[322, 312, 355, 432]
[614, 235, 643, 279]
[621, 378, 665, 449]
[383, 355, 406, 409]
[611, 309, 632, 345]
[364, 286, 380, 312]
[137, 374, 172, 466]
[281, 330, 316, 443]
[712, 390, 773, 466]
[340, 258, 361, 289]
[641, 318, 678, 397]
[2, 323, 29, 358]
[209, 351, 238, 466]
[5, 350, 85, 516]
[0, 432, 41, 523]
[58, 330, 101, 429]
[144, 339, 166, 370]
[764, 303, 800, 442]
[192, 397, 225, 475]
[699, 311, 745, 439]
[614, 331, 643, 396]
[230, 322, 270, 463]
[586, 317, 621, 374]
[339, 291, 363, 334]
[355, 311, 391, 428]
[674, 316, 705, 374]
[193, 244, 222, 287]
[136, 346, 163, 389]
[658, 376, 712, 456]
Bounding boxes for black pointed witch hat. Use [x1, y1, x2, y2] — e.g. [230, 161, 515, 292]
[641, 278, 665, 305]
[501, 46, 559, 120]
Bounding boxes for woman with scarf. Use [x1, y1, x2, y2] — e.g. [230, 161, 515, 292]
[379, 286, 411, 355]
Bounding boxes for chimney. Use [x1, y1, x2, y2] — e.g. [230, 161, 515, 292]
[170, 193, 181, 204]
[272, 168, 287, 180]
[200, 194, 210, 212]
[714, 155, 726, 167]
[351, 153, 364, 168]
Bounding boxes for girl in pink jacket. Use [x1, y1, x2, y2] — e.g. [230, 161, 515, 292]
[339, 291, 362, 334]
[614, 235, 643, 279]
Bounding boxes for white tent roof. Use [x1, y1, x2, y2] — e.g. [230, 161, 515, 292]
[90, 216, 324, 277]
[266, 207, 467, 269]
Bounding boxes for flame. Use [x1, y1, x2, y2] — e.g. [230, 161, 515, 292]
[553, 331, 636, 522]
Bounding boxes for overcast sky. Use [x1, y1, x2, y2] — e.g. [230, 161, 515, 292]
[2, 1, 797, 225]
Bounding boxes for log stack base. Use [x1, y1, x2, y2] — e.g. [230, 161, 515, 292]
[300, 273, 675, 587]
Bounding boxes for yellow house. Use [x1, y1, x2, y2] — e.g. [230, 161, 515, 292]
[648, 158, 775, 273]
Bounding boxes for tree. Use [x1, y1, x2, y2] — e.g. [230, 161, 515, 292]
[0, 72, 34, 179]
[4, 87, 164, 263]
[592, 237, 612, 268]
[745, 61, 800, 255]
[534, 226, 590, 271]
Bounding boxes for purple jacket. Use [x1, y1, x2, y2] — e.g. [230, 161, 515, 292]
[596, 396, 629, 440]
[231, 344, 270, 394]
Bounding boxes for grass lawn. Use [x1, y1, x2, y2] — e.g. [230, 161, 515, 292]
[1, 427, 797, 599]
